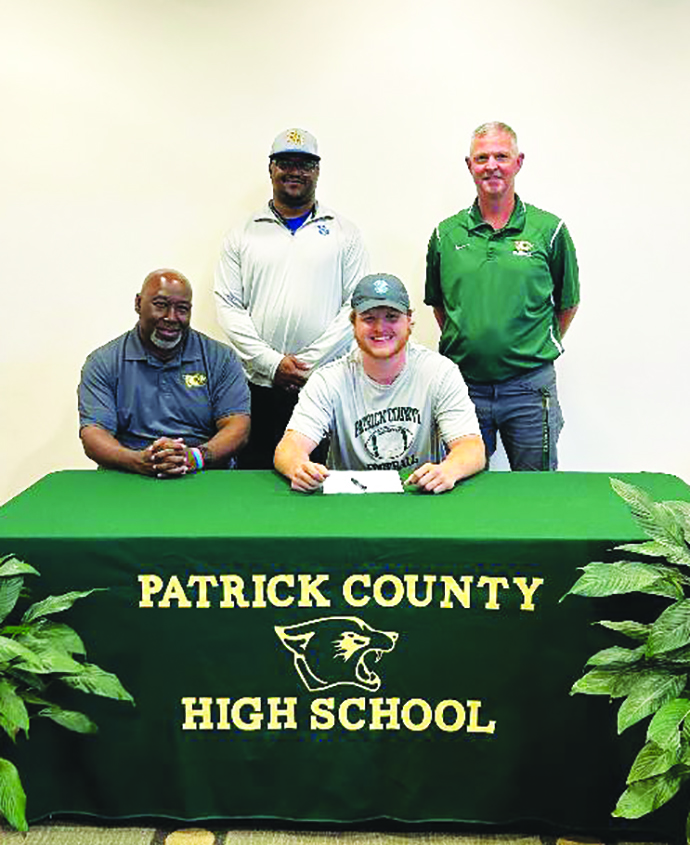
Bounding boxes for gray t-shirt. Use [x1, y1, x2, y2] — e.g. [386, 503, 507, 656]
[287, 342, 480, 472]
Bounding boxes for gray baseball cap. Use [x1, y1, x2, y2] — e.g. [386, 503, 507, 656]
[351, 274, 410, 314]
[270, 128, 320, 160]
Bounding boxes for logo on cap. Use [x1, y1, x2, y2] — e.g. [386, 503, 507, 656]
[373, 279, 389, 294]
[286, 129, 306, 146]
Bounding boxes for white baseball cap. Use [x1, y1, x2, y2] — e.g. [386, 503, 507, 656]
[270, 128, 320, 160]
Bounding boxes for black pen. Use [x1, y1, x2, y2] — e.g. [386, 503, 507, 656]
[351, 476, 368, 492]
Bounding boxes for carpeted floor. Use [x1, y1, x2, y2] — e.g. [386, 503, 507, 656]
[0, 827, 668, 845]
[0, 829, 545, 845]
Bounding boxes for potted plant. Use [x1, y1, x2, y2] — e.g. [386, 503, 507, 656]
[0, 553, 133, 831]
[565, 478, 690, 839]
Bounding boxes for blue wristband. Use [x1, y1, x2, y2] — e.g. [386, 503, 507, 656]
[190, 447, 205, 472]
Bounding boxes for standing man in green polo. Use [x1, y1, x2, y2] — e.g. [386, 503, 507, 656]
[425, 121, 579, 471]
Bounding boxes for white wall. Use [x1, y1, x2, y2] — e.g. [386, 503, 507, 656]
[2, 0, 689, 504]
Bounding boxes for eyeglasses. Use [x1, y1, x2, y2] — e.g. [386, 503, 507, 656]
[272, 157, 319, 173]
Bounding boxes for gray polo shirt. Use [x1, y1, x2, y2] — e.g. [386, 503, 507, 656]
[78, 327, 249, 452]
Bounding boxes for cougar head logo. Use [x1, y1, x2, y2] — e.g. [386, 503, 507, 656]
[275, 616, 399, 692]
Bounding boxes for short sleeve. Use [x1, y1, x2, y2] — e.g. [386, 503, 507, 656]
[209, 344, 250, 421]
[77, 351, 118, 433]
[284, 370, 334, 446]
[433, 362, 480, 445]
[424, 227, 443, 307]
[549, 222, 580, 311]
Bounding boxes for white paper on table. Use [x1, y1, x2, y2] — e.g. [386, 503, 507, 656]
[322, 470, 404, 495]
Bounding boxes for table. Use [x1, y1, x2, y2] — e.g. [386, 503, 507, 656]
[1, 469, 689, 836]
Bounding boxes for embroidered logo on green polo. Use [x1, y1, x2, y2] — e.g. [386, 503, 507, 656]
[183, 373, 207, 388]
[513, 240, 534, 257]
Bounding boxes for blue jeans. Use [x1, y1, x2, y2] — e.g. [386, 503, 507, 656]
[466, 363, 563, 471]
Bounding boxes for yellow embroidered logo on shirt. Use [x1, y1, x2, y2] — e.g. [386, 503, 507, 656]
[184, 373, 207, 388]
[512, 240, 534, 256]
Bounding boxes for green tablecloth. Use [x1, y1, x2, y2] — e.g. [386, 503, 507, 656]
[1, 469, 689, 835]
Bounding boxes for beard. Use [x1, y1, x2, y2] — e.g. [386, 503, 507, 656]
[276, 179, 315, 208]
[150, 328, 184, 350]
[355, 327, 411, 360]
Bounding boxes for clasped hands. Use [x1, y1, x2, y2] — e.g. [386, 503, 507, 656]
[141, 437, 196, 479]
[274, 355, 309, 392]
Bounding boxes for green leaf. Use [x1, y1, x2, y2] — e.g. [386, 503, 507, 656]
[666, 501, 690, 545]
[618, 672, 687, 733]
[627, 740, 680, 783]
[613, 769, 685, 819]
[658, 643, 690, 665]
[647, 698, 690, 750]
[0, 635, 48, 673]
[0, 624, 33, 638]
[0, 679, 29, 741]
[0, 557, 39, 580]
[656, 503, 690, 566]
[647, 600, 690, 656]
[18, 691, 50, 707]
[5, 668, 46, 692]
[38, 707, 98, 734]
[563, 561, 681, 601]
[596, 620, 652, 641]
[615, 539, 690, 568]
[0, 756, 27, 831]
[611, 479, 690, 566]
[616, 540, 676, 557]
[60, 663, 134, 703]
[611, 479, 679, 541]
[611, 476, 655, 510]
[0, 632, 84, 675]
[14, 633, 84, 674]
[16, 623, 88, 670]
[0, 577, 23, 626]
[571, 668, 645, 698]
[22, 588, 105, 624]
[30, 621, 86, 656]
[586, 645, 645, 667]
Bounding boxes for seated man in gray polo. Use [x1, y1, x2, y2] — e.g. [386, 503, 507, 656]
[274, 274, 485, 493]
[78, 268, 250, 478]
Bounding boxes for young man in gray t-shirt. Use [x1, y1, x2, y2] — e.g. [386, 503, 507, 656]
[274, 274, 485, 494]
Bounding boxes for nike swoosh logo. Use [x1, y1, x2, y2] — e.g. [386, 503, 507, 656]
[455, 244, 469, 250]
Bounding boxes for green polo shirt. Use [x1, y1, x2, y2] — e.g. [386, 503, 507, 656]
[425, 196, 579, 383]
